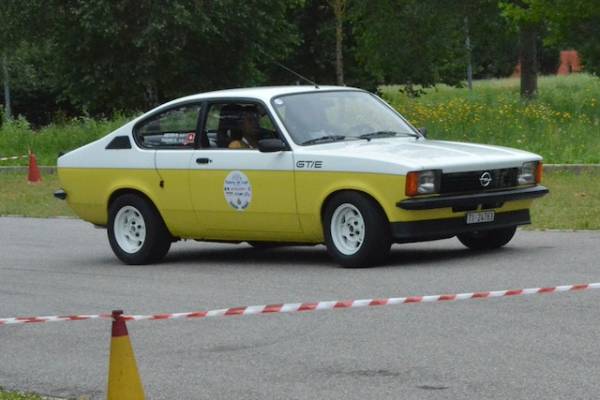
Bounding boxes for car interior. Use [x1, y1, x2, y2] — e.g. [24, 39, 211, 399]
[204, 103, 278, 149]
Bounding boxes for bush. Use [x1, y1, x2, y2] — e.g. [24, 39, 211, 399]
[0, 114, 131, 165]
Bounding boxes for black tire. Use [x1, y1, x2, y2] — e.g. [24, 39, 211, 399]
[323, 191, 391, 268]
[457, 226, 517, 250]
[107, 194, 172, 265]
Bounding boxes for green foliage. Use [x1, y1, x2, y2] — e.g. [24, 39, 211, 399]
[1, 0, 600, 122]
[0, 388, 44, 400]
[499, 0, 547, 26]
[542, 0, 600, 76]
[350, 0, 520, 88]
[381, 74, 600, 163]
[0, 115, 130, 165]
[351, 0, 464, 87]
[2, 0, 302, 117]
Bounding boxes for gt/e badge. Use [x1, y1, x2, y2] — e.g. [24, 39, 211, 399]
[296, 160, 323, 169]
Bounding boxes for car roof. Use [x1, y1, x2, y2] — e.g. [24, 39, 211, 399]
[165, 85, 360, 105]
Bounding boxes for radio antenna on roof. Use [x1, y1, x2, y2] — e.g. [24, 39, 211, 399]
[256, 47, 319, 88]
[272, 59, 320, 89]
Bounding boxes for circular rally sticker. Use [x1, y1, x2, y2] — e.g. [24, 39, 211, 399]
[224, 171, 252, 211]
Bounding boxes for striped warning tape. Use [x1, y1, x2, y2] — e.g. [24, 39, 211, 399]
[0, 154, 28, 162]
[1, 282, 599, 326]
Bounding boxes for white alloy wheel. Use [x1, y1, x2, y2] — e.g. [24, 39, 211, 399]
[330, 203, 366, 255]
[113, 205, 147, 254]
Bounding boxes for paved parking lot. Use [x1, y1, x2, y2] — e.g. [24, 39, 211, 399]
[1, 217, 599, 399]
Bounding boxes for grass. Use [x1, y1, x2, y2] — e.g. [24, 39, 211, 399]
[0, 173, 74, 218]
[381, 73, 600, 164]
[528, 170, 600, 230]
[0, 389, 44, 400]
[0, 171, 597, 230]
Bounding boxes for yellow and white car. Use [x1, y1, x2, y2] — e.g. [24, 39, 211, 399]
[55, 86, 548, 267]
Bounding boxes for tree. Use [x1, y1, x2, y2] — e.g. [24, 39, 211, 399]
[3, 0, 302, 117]
[350, 0, 465, 90]
[500, 0, 547, 99]
[542, 0, 600, 75]
[350, 0, 518, 91]
[330, 0, 346, 85]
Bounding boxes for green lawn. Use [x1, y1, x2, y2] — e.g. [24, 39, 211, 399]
[380, 74, 600, 164]
[528, 170, 600, 230]
[0, 171, 597, 230]
[0, 389, 44, 400]
[0, 173, 74, 218]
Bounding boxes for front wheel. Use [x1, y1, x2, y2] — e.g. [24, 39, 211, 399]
[457, 226, 517, 250]
[323, 192, 391, 268]
[108, 194, 172, 265]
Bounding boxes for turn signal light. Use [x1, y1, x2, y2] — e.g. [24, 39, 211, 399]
[406, 172, 419, 196]
[535, 161, 543, 184]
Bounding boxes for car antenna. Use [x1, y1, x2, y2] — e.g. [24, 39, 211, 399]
[273, 60, 319, 89]
[256, 47, 319, 89]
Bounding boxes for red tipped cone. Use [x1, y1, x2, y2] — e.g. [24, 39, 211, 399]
[107, 310, 145, 400]
[27, 152, 42, 184]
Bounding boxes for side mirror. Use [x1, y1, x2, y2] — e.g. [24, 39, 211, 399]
[418, 127, 427, 138]
[257, 138, 287, 153]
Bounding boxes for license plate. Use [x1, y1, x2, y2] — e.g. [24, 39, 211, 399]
[466, 211, 495, 224]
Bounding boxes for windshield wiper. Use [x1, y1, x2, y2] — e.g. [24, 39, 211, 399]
[301, 135, 347, 145]
[358, 130, 419, 140]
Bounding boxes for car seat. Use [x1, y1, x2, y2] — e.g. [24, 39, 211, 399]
[217, 104, 243, 148]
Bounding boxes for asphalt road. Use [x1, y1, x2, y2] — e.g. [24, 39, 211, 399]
[1, 217, 599, 399]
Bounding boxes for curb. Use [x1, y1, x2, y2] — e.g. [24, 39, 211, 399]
[542, 164, 600, 174]
[0, 164, 599, 175]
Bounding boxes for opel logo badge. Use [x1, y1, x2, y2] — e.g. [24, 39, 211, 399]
[479, 171, 492, 187]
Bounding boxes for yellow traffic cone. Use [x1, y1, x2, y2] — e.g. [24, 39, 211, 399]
[107, 310, 145, 400]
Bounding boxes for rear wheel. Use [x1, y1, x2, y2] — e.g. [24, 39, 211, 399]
[457, 226, 517, 250]
[108, 194, 171, 265]
[323, 192, 391, 268]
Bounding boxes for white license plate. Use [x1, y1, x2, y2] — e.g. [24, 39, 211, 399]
[466, 211, 495, 224]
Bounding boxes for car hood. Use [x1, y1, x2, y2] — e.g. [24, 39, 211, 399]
[294, 138, 542, 174]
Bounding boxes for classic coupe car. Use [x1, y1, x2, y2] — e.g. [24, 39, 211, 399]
[55, 86, 548, 267]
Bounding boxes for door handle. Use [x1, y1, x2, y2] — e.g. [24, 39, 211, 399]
[196, 158, 212, 165]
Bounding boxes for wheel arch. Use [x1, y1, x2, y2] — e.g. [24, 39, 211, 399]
[320, 188, 390, 224]
[107, 187, 171, 234]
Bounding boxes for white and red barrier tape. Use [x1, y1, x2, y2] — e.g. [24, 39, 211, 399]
[1, 282, 599, 326]
[0, 154, 28, 162]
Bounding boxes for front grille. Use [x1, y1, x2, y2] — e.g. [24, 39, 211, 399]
[440, 168, 519, 194]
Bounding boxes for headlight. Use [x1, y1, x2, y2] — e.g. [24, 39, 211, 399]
[406, 170, 441, 196]
[518, 161, 543, 185]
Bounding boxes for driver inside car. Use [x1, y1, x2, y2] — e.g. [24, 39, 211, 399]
[228, 109, 260, 149]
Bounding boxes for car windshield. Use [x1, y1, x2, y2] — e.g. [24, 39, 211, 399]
[271, 90, 419, 145]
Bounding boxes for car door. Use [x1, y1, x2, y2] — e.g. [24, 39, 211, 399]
[189, 100, 301, 240]
[133, 102, 205, 238]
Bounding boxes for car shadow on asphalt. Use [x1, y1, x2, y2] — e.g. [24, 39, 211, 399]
[156, 240, 524, 268]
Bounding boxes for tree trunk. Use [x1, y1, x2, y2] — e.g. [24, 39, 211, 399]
[464, 16, 473, 91]
[331, 0, 345, 86]
[2, 54, 11, 121]
[519, 24, 538, 99]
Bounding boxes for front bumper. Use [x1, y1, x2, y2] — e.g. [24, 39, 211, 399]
[391, 209, 531, 243]
[396, 185, 548, 210]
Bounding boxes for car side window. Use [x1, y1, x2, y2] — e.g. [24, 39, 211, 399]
[135, 104, 202, 148]
[202, 102, 279, 150]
